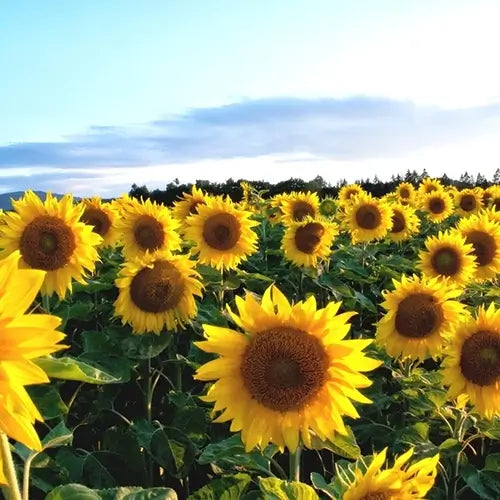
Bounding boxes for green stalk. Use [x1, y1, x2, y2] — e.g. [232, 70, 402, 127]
[41, 294, 50, 314]
[0, 432, 22, 500]
[288, 446, 302, 482]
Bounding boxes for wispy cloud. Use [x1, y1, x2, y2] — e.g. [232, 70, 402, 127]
[1, 96, 500, 195]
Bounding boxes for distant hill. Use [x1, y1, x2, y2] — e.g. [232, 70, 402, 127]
[0, 191, 81, 210]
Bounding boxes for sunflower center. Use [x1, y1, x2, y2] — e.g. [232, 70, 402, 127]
[346, 189, 358, 200]
[431, 247, 460, 276]
[130, 260, 184, 313]
[493, 198, 500, 211]
[202, 213, 241, 250]
[240, 327, 328, 412]
[425, 184, 438, 194]
[81, 207, 111, 237]
[189, 200, 202, 214]
[460, 330, 500, 386]
[355, 205, 381, 230]
[291, 201, 315, 222]
[460, 195, 476, 212]
[360, 492, 390, 500]
[466, 231, 496, 266]
[395, 293, 442, 338]
[20, 215, 76, 271]
[133, 215, 165, 251]
[390, 211, 406, 233]
[428, 196, 445, 214]
[294, 222, 325, 254]
[399, 187, 410, 199]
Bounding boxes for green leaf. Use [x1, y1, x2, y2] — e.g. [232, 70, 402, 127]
[46, 483, 101, 500]
[258, 478, 319, 500]
[27, 385, 68, 420]
[198, 435, 273, 475]
[35, 356, 121, 384]
[461, 464, 500, 500]
[309, 426, 361, 459]
[485, 453, 500, 471]
[188, 473, 251, 500]
[310, 472, 338, 499]
[97, 487, 178, 500]
[42, 421, 73, 449]
[73, 279, 115, 293]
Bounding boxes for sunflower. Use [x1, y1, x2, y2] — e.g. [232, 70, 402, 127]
[489, 186, 500, 212]
[395, 182, 416, 205]
[376, 274, 465, 361]
[266, 193, 288, 224]
[0, 251, 66, 450]
[338, 184, 365, 207]
[344, 193, 392, 244]
[319, 197, 337, 217]
[481, 186, 495, 207]
[114, 252, 203, 334]
[115, 198, 181, 260]
[387, 204, 420, 242]
[418, 177, 443, 197]
[0, 191, 101, 299]
[80, 196, 119, 248]
[194, 285, 380, 452]
[417, 230, 477, 288]
[280, 191, 320, 224]
[172, 186, 207, 231]
[419, 190, 454, 223]
[110, 193, 140, 216]
[343, 447, 439, 500]
[456, 213, 500, 281]
[454, 188, 482, 217]
[281, 217, 338, 268]
[184, 196, 259, 270]
[442, 303, 500, 418]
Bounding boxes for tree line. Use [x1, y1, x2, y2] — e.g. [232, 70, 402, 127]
[129, 168, 500, 206]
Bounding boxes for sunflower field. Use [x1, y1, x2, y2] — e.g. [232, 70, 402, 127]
[0, 179, 499, 500]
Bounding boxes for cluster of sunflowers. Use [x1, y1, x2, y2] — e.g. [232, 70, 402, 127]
[0, 177, 498, 499]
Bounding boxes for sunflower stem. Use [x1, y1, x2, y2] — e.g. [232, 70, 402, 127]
[288, 446, 302, 482]
[145, 347, 154, 487]
[0, 432, 22, 500]
[41, 294, 50, 314]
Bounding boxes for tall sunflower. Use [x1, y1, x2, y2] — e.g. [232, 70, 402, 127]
[387, 204, 420, 243]
[338, 184, 365, 207]
[376, 274, 466, 361]
[172, 186, 207, 232]
[454, 188, 482, 217]
[419, 190, 454, 223]
[395, 182, 416, 205]
[184, 196, 259, 270]
[344, 193, 392, 244]
[0, 251, 66, 450]
[456, 213, 500, 281]
[80, 196, 119, 248]
[319, 197, 337, 217]
[488, 186, 500, 212]
[280, 191, 320, 224]
[281, 217, 338, 268]
[442, 303, 500, 418]
[115, 198, 181, 260]
[342, 447, 439, 500]
[0, 191, 101, 299]
[417, 230, 477, 288]
[194, 285, 380, 452]
[114, 252, 203, 334]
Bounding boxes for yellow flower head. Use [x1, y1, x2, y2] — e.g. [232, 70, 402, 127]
[115, 198, 181, 260]
[376, 274, 466, 361]
[343, 447, 439, 500]
[80, 196, 119, 248]
[281, 217, 338, 268]
[0, 251, 66, 450]
[454, 188, 482, 217]
[387, 204, 420, 243]
[344, 193, 392, 244]
[280, 191, 320, 224]
[114, 252, 204, 334]
[419, 190, 454, 223]
[456, 213, 500, 282]
[418, 177, 443, 197]
[395, 182, 417, 205]
[172, 186, 207, 233]
[194, 285, 381, 452]
[338, 184, 366, 207]
[184, 195, 259, 270]
[442, 303, 500, 419]
[417, 230, 477, 288]
[0, 191, 101, 299]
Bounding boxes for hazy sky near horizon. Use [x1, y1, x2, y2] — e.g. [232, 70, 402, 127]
[1, 0, 500, 196]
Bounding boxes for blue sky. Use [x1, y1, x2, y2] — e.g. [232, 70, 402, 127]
[1, 0, 500, 196]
